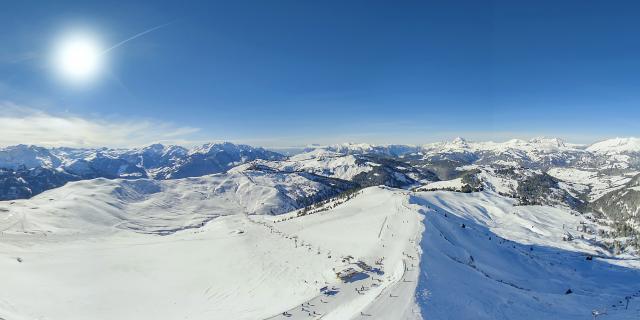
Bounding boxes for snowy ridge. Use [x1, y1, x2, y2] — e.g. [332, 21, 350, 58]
[547, 167, 634, 201]
[2, 137, 640, 201]
[0, 144, 62, 169]
[421, 137, 575, 154]
[0, 170, 347, 236]
[256, 149, 375, 181]
[415, 178, 465, 191]
[308, 143, 420, 157]
[412, 191, 640, 319]
[587, 137, 640, 154]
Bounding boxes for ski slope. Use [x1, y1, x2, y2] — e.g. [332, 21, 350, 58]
[0, 181, 423, 319]
[411, 191, 640, 319]
[262, 187, 423, 319]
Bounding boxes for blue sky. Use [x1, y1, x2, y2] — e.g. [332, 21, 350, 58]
[1, 1, 639, 147]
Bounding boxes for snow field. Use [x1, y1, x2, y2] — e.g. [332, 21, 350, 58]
[412, 191, 640, 319]
[1, 182, 423, 320]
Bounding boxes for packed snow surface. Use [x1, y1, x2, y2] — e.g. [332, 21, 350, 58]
[1, 177, 639, 319]
[0, 181, 423, 319]
[412, 191, 640, 319]
[415, 178, 464, 191]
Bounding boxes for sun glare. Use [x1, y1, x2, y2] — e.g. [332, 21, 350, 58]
[51, 31, 105, 86]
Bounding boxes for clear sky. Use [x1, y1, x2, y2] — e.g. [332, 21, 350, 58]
[1, 0, 639, 147]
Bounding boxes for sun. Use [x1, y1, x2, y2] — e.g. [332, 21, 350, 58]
[51, 31, 105, 85]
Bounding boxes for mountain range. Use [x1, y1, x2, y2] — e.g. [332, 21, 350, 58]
[2, 137, 640, 319]
[1, 137, 639, 249]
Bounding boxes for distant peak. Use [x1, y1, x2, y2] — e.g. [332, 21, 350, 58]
[2, 144, 42, 151]
[452, 137, 467, 144]
[448, 137, 470, 148]
[505, 138, 527, 145]
[143, 143, 166, 152]
[587, 137, 640, 153]
[528, 137, 566, 147]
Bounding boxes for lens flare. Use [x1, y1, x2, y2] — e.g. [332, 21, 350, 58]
[51, 31, 105, 85]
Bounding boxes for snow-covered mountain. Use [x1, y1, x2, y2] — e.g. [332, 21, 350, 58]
[3, 137, 640, 319]
[0, 142, 287, 200]
[591, 173, 640, 228]
[412, 191, 640, 319]
[416, 165, 589, 211]
[587, 137, 640, 154]
[0, 144, 62, 169]
[3, 138, 640, 229]
[153, 142, 285, 179]
[0, 166, 77, 200]
[413, 137, 591, 171]
[313, 142, 421, 157]
[253, 148, 435, 188]
[300, 137, 640, 247]
[119, 143, 188, 172]
[0, 169, 354, 235]
[2, 138, 640, 247]
[63, 151, 149, 179]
